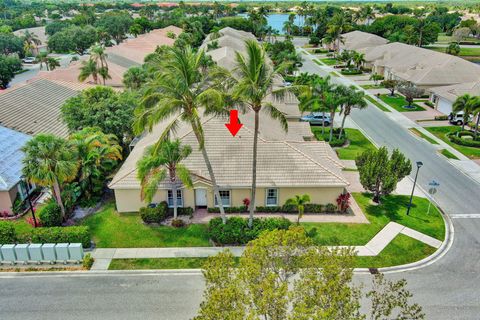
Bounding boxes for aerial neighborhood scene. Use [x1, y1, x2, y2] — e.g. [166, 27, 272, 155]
[0, 0, 480, 319]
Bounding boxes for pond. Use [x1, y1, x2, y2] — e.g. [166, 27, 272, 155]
[238, 13, 304, 33]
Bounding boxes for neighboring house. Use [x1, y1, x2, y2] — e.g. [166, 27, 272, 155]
[338, 30, 388, 52]
[109, 27, 348, 213]
[34, 26, 183, 87]
[429, 81, 480, 115]
[109, 114, 348, 212]
[0, 78, 94, 137]
[13, 26, 48, 55]
[0, 126, 32, 214]
[359, 41, 480, 91]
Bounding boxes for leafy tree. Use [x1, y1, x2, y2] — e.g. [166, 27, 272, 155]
[452, 27, 471, 43]
[195, 228, 424, 320]
[0, 54, 21, 88]
[398, 81, 425, 108]
[70, 128, 122, 199]
[381, 79, 399, 96]
[48, 25, 97, 55]
[446, 42, 460, 56]
[61, 86, 137, 148]
[137, 139, 192, 219]
[129, 23, 143, 38]
[22, 134, 79, 220]
[95, 12, 133, 44]
[0, 33, 23, 55]
[45, 20, 71, 36]
[0, 25, 13, 34]
[123, 66, 148, 90]
[356, 147, 412, 203]
[133, 45, 228, 223]
[232, 39, 300, 227]
[285, 194, 310, 224]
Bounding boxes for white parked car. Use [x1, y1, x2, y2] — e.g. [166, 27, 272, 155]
[449, 112, 473, 126]
[22, 57, 36, 64]
[300, 113, 331, 126]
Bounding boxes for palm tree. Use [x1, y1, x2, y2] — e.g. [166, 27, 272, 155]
[353, 51, 366, 70]
[22, 134, 79, 220]
[137, 139, 193, 219]
[36, 52, 49, 70]
[134, 46, 228, 223]
[468, 96, 480, 138]
[47, 57, 60, 71]
[285, 194, 310, 225]
[123, 66, 147, 90]
[326, 12, 351, 56]
[70, 128, 122, 199]
[338, 86, 367, 139]
[453, 94, 475, 131]
[22, 30, 41, 55]
[90, 44, 110, 85]
[78, 59, 99, 84]
[232, 40, 300, 227]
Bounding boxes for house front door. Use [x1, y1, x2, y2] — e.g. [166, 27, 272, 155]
[195, 189, 207, 208]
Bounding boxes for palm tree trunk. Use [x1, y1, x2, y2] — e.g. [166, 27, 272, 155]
[192, 123, 226, 224]
[474, 115, 480, 138]
[329, 110, 336, 142]
[321, 111, 326, 135]
[172, 181, 178, 220]
[338, 113, 347, 139]
[249, 110, 260, 228]
[52, 179, 66, 221]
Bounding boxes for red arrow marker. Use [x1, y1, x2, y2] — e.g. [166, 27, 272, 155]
[225, 109, 243, 137]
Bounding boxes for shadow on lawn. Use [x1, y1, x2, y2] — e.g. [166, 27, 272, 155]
[360, 192, 430, 222]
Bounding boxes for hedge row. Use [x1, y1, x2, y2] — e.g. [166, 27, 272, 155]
[140, 202, 195, 224]
[0, 222, 91, 248]
[208, 217, 292, 245]
[447, 131, 480, 148]
[207, 203, 337, 214]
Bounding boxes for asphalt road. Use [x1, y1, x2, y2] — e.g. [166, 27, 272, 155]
[1, 49, 480, 320]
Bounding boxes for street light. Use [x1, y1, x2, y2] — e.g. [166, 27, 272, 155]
[406, 161, 423, 216]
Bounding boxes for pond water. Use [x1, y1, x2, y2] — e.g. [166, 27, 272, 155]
[238, 13, 304, 33]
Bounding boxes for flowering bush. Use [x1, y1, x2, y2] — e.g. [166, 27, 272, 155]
[26, 216, 42, 228]
[336, 193, 351, 213]
[243, 198, 250, 207]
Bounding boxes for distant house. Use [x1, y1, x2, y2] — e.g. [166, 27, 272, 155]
[429, 81, 480, 115]
[0, 126, 32, 214]
[338, 30, 388, 52]
[360, 42, 480, 91]
[13, 26, 48, 55]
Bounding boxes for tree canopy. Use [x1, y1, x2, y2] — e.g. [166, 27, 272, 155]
[48, 25, 97, 55]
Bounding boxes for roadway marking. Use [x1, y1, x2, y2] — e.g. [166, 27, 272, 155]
[450, 214, 480, 219]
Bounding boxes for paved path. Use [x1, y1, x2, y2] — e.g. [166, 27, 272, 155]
[90, 222, 442, 270]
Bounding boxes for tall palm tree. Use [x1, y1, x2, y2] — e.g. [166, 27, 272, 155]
[90, 44, 110, 85]
[285, 194, 310, 225]
[78, 59, 99, 84]
[22, 30, 41, 55]
[232, 40, 300, 227]
[453, 94, 475, 131]
[326, 12, 351, 56]
[353, 51, 365, 70]
[36, 52, 49, 70]
[338, 86, 367, 139]
[22, 134, 79, 220]
[134, 46, 228, 223]
[137, 139, 192, 219]
[70, 128, 122, 199]
[468, 96, 480, 138]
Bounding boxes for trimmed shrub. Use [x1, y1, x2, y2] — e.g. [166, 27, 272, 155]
[0, 221, 16, 244]
[434, 115, 449, 121]
[83, 253, 94, 269]
[207, 206, 248, 213]
[25, 226, 91, 248]
[340, 68, 362, 75]
[38, 202, 62, 227]
[424, 101, 434, 108]
[171, 219, 185, 228]
[140, 205, 166, 224]
[325, 203, 337, 213]
[447, 131, 480, 148]
[167, 207, 194, 217]
[208, 216, 292, 245]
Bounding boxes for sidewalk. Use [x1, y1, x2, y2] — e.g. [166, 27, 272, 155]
[90, 222, 442, 270]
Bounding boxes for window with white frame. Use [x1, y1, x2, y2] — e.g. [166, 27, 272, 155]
[266, 188, 278, 206]
[167, 190, 183, 207]
[214, 190, 231, 207]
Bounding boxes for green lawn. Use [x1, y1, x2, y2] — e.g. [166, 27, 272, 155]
[109, 258, 210, 270]
[360, 84, 384, 90]
[365, 96, 391, 112]
[302, 192, 445, 246]
[311, 127, 376, 160]
[355, 234, 436, 268]
[329, 71, 340, 77]
[379, 94, 425, 112]
[427, 46, 480, 57]
[81, 203, 211, 248]
[440, 149, 460, 160]
[409, 128, 439, 145]
[319, 58, 338, 66]
[425, 126, 480, 159]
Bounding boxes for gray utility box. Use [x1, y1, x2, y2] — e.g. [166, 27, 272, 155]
[42, 244, 56, 262]
[68, 243, 84, 261]
[29, 244, 43, 263]
[14, 244, 30, 263]
[55, 243, 69, 263]
[1, 244, 17, 263]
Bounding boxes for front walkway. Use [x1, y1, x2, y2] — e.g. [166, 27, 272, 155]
[89, 221, 443, 270]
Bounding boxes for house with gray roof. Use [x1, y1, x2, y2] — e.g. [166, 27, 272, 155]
[0, 126, 31, 214]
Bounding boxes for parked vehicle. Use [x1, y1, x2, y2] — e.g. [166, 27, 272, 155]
[449, 112, 473, 126]
[22, 57, 36, 64]
[300, 113, 331, 126]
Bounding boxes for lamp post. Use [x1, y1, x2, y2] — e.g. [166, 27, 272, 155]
[407, 161, 423, 216]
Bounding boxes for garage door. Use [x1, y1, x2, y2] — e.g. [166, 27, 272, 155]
[437, 97, 453, 115]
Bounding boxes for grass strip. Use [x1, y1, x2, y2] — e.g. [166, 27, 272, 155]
[365, 96, 391, 112]
[439, 149, 459, 160]
[409, 128, 439, 145]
